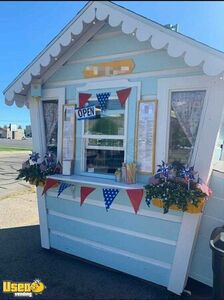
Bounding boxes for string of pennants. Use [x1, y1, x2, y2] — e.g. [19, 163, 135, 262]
[79, 87, 132, 109]
[42, 178, 144, 214]
[75, 88, 132, 120]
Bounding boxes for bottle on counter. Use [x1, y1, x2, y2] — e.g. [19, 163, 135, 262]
[121, 162, 127, 183]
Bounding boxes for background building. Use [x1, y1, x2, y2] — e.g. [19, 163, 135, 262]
[5, 124, 25, 140]
[25, 125, 32, 137]
[0, 127, 7, 138]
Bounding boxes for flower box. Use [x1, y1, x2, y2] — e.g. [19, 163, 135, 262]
[152, 197, 206, 214]
[29, 179, 45, 187]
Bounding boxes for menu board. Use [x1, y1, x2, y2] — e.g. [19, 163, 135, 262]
[136, 100, 157, 174]
[62, 105, 76, 161]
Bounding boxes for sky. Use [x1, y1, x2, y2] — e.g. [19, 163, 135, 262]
[1, 1, 224, 128]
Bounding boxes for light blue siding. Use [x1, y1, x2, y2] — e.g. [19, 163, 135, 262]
[69, 32, 151, 61]
[46, 190, 181, 288]
[44, 24, 202, 87]
[46, 196, 182, 241]
[50, 232, 170, 287]
[47, 50, 188, 83]
[48, 214, 176, 264]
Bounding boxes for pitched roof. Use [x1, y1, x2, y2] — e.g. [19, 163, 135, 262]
[4, 1, 224, 107]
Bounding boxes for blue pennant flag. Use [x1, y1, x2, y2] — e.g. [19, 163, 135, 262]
[96, 92, 110, 111]
[103, 188, 119, 211]
[57, 183, 72, 197]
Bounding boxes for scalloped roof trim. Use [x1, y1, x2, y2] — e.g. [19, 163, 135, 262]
[4, 0, 224, 107]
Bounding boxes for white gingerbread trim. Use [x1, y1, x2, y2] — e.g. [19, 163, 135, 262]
[4, 1, 224, 107]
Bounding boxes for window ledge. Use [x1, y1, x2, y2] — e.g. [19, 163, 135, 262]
[213, 161, 224, 174]
[47, 174, 144, 190]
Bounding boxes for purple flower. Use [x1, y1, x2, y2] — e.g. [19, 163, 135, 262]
[29, 152, 40, 163]
[40, 162, 47, 172]
[22, 160, 30, 169]
[44, 152, 56, 167]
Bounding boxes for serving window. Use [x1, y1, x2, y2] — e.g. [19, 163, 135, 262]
[82, 96, 127, 175]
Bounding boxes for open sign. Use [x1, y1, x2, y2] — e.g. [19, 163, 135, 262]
[75, 105, 96, 120]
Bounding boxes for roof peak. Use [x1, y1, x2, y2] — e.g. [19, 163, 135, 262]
[4, 1, 224, 107]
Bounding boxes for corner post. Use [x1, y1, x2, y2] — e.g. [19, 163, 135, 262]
[168, 212, 202, 294]
[29, 94, 50, 249]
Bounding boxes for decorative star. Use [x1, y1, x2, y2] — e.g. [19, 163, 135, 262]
[180, 166, 196, 181]
[156, 161, 173, 179]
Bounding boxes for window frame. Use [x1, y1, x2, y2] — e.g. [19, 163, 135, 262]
[167, 88, 207, 165]
[157, 76, 211, 168]
[81, 94, 128, 177]
[76, 79, 141, 179]
[40, 88, 65, 162]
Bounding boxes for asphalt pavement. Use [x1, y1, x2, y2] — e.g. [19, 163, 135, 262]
[0, 138, 32, 149]
[0, 225, 212, 300]
[0, 151, 32, 200]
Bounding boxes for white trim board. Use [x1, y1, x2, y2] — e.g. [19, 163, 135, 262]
[41, 88, 65, 162]
[156, 76, 218, 182]
[168, 212, 203, 294]
[36, 187, 50, 249]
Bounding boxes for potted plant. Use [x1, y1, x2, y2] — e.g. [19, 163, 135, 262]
[145, 161, 212, 214]
[16, 151, 62, 187]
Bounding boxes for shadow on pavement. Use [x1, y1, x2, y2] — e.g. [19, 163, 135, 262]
[0, 225, 212, 300]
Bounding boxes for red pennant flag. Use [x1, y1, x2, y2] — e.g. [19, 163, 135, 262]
[79, 93, 92, 108]
[80, 186, 95, 206]
[42, 178, 59, 195]
[126, 189, 144, 214]
[116, 88, 131, 106]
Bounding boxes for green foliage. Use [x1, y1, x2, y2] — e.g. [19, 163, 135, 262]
[90, 117, 119, 135]
[17, 164, 46, 187]
[145, 179, 206, 214]
[16, 152, 62, 187]
[144, 161, 207, 214]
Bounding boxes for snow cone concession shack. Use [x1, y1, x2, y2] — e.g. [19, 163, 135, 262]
[4, 1, 224, 295]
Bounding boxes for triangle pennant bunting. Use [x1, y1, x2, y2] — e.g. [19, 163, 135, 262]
[96, 92, 110, 111]
[103, 188, 119, 211]
[79, 93, 92, 108]
[80, 186, 96, 206]
[126, 189, 144, 214]
[42, 178, 59, 195]
[116, 88, 131, 106]
[57, 182, 72, 197]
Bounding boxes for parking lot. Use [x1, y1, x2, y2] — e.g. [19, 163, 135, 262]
[0, 150, 39, 229]
[0, 151, 32, 199]
[0, 137, 32, 149]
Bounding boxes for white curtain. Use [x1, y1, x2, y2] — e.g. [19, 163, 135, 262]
[43, 101, 58, 147]
[171, 90, 206, 146]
